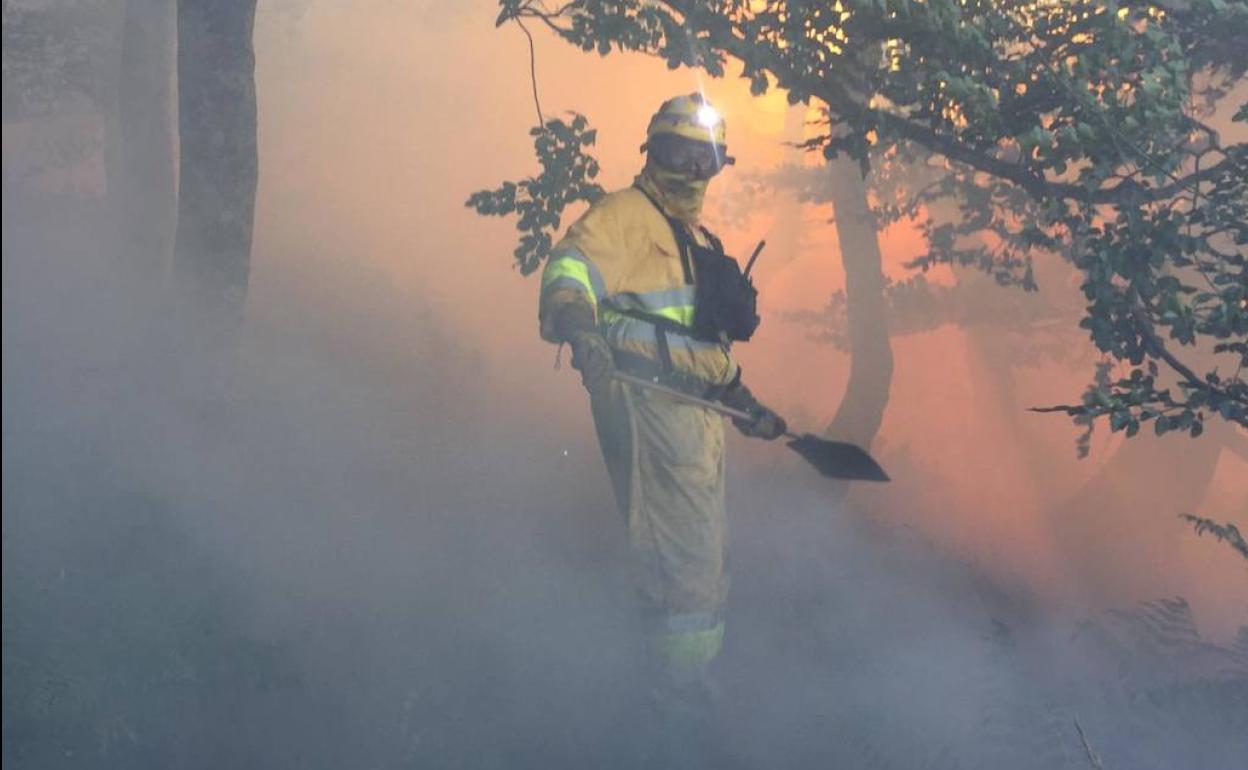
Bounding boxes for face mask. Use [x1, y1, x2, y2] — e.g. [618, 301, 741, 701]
[636, 163, 709, 223]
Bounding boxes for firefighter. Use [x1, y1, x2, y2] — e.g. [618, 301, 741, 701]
[538, 93, 785, 715]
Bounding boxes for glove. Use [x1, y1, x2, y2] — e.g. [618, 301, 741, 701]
[719, 379, 787, 440]
[552, 301, 615, 395]
[568, 332, 614, 394]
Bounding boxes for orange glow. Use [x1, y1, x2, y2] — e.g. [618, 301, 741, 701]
[247, 5, 1246, 638]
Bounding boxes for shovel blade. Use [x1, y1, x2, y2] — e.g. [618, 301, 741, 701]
[786, 433, 890, 482]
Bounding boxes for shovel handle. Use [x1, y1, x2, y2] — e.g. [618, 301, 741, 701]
[613, 371, 887, 480]
[611, 371, 750, 419]
[611, 371, 796, 438]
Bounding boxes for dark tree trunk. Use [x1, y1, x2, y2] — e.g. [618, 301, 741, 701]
[116, 0, 176, 283]
[173, 0, 258, 323]
[778, 107, 893, 450]
[824, 156, 894, 449]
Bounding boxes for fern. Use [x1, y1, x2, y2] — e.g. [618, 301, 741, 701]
[1179, 514, 1248, 562]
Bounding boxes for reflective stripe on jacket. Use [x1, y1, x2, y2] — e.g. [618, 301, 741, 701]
[538, 187, 736, 386]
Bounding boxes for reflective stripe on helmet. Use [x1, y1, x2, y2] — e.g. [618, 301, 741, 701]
[646, 93, 728, 148]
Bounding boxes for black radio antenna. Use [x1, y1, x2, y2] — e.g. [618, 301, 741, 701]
[744, 240, 766, 277]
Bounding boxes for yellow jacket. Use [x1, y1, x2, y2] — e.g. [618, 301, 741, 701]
[538, 185, 738, 387]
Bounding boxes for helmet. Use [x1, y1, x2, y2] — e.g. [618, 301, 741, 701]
[642, 93, 735, 178]
[644, 92, 728, 147]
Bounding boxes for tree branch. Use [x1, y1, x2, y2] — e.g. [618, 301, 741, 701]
[1130, 304, 1206, 389]
[1129, 302, 1248, 426]
[705, 21, 1236, 208]
[825, 79, 1238, 206]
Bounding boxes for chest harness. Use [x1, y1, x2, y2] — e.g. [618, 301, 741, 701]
[611, 185, 762, 389]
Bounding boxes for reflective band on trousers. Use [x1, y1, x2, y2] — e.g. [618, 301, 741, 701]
[542, 246, 606, 306]
[648, 620, 725, 675]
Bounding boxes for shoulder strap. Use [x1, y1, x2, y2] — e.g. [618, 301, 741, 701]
[698, 225, 724, 255]
[632, 184, 694, 284]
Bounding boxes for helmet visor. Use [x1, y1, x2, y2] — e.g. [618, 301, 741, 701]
[646, 134, 735, 180]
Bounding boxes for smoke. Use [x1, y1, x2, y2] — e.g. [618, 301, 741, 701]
[5, 1, 1246, 768]
[7, 184, 1245, 767]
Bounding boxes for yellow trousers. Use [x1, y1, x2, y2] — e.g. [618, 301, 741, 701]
[590, 381, 727, 680]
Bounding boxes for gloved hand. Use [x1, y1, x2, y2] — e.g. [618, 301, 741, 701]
[552, 301, 615, 395]
[568, 331, 614, 394]
[719, 379, 787, 440]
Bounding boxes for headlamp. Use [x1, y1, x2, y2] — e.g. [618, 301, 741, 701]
[695, 104, 721, 129]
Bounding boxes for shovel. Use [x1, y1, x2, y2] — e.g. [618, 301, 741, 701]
[612, 371, 890, 482]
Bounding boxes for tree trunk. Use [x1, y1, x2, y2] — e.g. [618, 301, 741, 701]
[98, 2, 126, 212]
[824, 156, 894, 449]
[173, 0, 258, 326]
[116, 0, 176, 284]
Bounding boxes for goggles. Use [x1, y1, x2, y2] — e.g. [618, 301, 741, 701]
[644, 133, 736, 180]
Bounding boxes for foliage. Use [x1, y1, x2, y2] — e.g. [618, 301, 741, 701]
[485, 0, 1248, 440]
[781, 272, 1075, 357]
[753, 160, 1082, 363]
[466, 114, 605, 275]
[1179, 513, 1248, 562]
